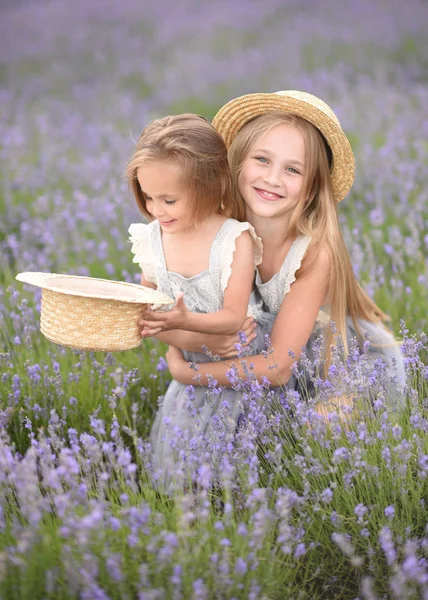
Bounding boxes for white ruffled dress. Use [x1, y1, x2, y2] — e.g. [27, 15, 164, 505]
[129, 218, 275, 490]
[255, 235, 406, 400]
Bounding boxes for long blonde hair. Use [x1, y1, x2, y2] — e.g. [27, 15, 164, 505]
[228, 111, 389, 360]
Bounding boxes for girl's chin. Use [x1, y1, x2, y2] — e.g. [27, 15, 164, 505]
[247, 205, 286, 219]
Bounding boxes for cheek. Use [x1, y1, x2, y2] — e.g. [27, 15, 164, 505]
[293, 180, 304, 198]
[237, 167, 252, 195]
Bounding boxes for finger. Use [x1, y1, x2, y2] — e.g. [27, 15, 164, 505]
[141, 329, 163, 338]
[222, 342, 243, 358]
[141, 326, 164, 337]
[140, 313, 169, 325]
[243, 321, 257, 338]
[242, 317, 255, 330]
[240, 330, 257, 348]
[245, 328, 258, 341]
[141, 308, 169, 320]
[175, 292, 185, 309]
[140, 311, 163, 322]
[139, 317, 157, 326]
[248, 332, 257, 344]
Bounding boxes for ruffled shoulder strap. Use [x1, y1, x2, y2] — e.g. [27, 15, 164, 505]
[128, 221, 158, 285]
[279, 235, 312, 299]
[216, 219, 263, 294]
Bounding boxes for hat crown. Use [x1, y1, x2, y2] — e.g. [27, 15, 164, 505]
[274, 90, 342, 128]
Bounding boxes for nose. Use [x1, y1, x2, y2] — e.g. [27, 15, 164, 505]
[152, 208, 163, 219]
[263, 164, 281, 187]
[150, 200, 165, 218]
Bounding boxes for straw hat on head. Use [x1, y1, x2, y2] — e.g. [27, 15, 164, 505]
[212, 90, 355, 202]
[16, 272, 173, 352]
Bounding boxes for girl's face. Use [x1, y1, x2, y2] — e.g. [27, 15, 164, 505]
[237, 123, 305, 222]
[137, 161, 195, 234]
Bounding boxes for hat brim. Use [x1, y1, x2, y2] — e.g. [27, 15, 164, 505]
[16, 272, 173, 305]
[16, 272, 174, 352]
[212, 91, 355, 202]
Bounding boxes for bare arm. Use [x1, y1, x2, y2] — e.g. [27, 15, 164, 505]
[139, 272, 158, 290]
[167, 247, 331, 387]
[154, 319, 257, 354]
[140, 232, 255, 336]
[138, 270, 257, 354]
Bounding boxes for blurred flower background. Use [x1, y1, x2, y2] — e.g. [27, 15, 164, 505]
[0, 1, 428, 598]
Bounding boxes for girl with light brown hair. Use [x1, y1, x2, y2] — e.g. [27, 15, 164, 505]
[126, 113, 274, 490]
[164, 92, 406, 412]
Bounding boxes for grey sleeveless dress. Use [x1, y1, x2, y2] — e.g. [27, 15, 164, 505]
[256, 235, 406, 402]
[129, 219, 275, 491]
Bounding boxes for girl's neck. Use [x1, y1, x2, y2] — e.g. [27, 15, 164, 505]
[245, 211, 291, 250]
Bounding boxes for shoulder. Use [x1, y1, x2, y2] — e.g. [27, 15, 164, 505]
[305, 241, 331, 268]
[281, 236, 331, 288]
[299, 241, 332, 282]
[233, 228, 254, 253]
[224, 219, 263, 266]
[218, 220, 254, 266]
[218, 220, 261, 292]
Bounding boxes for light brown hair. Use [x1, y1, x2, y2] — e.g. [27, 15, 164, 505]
[228, 111, 390, 361]
[125, 114, 238, 222]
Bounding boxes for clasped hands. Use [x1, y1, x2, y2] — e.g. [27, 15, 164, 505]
[139, 292, 258, 358]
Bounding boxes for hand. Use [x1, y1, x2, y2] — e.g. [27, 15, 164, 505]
[209, 317, 258, 358]
[166, 345, 187, 380]
[139, 293, 188, 338]
[314, 395, 356, 429]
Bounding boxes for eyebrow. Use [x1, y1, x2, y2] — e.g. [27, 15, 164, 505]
[253, 148, 305, 168]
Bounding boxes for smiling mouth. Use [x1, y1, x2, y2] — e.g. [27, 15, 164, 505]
[159, 219, 176, 225]
[254, 187, 283, 200]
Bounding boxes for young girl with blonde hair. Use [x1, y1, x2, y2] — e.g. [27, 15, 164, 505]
[164, 92, 406, 412]
[126, 113, 273, 490]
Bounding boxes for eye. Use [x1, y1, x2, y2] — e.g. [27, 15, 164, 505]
[286, 167, 300, 175]
[255, 156, 268, 164]
[144, 195, 152, 202]
[165, 199, 176, 205]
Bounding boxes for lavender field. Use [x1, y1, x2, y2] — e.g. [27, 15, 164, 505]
[1, 0, 428, 598]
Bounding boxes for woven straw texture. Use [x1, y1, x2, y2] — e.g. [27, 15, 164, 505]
[16, 272, 174, 352]
[212, 90, 355, 202]
[40, 289, 145, 352]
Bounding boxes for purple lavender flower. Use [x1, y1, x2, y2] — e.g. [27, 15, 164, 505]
[384, 505, 395, 520]
[354, 503, 368, 523]
[294, 543, 307, 559]
[156, 357, 168, 372]
[321, 488, 333, 503]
